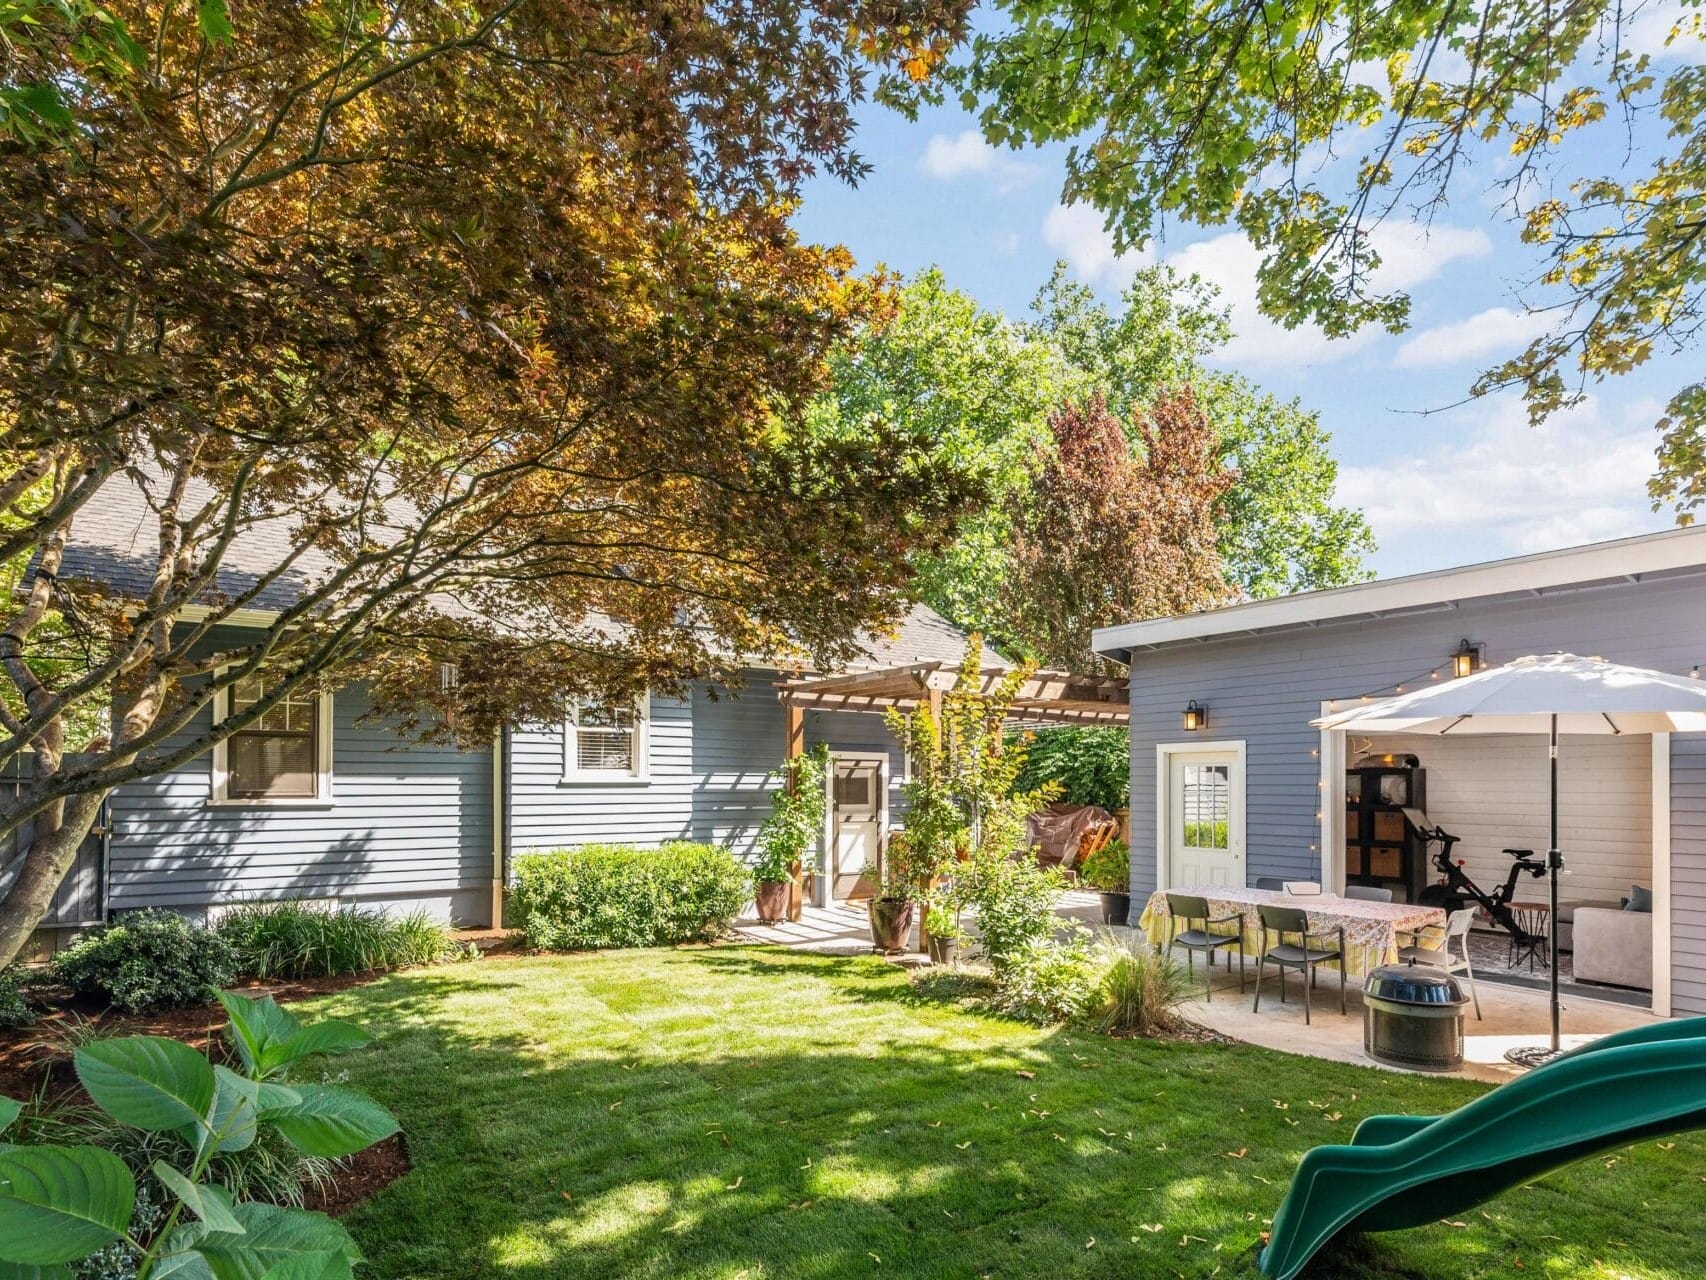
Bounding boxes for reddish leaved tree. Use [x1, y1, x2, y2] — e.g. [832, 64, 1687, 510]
[1003, 387, 1234, 670]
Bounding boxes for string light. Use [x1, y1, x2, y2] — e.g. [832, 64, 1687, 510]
[1332, 653, 1472, 705]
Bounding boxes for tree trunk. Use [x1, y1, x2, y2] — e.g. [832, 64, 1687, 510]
[0, 788, 106, 966]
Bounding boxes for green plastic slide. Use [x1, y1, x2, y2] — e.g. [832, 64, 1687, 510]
[1259, 1017, 1706, 1280]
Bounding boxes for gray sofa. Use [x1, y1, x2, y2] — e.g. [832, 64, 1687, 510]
[1571, 906, 1654, 990]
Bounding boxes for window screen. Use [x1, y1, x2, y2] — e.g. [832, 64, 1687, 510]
[226, 678, 319, 799]
[573, 701, 639, 774]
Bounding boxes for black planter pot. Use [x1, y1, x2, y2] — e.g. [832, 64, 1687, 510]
[868, 898, 914, 952]
[1098, 890, 1133, 926]
[926, 934, 959, 966]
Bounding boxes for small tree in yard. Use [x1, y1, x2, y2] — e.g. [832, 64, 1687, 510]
[1003, 388, 1234, 672]
[0, 0, 978, 965]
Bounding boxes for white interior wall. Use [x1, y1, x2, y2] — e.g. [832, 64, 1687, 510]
[1365, 732, 1652, 907]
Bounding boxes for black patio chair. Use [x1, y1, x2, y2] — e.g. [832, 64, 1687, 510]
[1164, 892, 1245, 1001]
[1251, 903, 1346, 1025]
[1253, 877, 1286, 891]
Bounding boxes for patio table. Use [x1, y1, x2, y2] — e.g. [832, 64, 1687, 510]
[1136, 886, 1446, 976]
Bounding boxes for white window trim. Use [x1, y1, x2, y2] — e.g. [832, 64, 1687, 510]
[208, 677, 336, 808]
[562, 692, 651, 784]
[1153, 740, 1246, 892]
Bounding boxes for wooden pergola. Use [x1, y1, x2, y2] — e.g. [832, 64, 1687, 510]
[767, 663, 1127, 920]
[775, 661, 1129, 758]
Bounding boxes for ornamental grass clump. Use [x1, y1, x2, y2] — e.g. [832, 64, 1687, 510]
[218, 900, 462, 979]
[1093, 932, 1193, 1036]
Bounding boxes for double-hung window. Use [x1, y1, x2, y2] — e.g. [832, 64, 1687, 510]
[564, 694, 649, 781]
[212, 675, 333, 803]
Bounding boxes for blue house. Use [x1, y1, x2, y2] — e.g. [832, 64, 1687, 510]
[1092, 526, 1706, 1017]
[30, 484, 1005, 937]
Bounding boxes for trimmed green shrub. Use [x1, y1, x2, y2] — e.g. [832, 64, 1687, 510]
[1010, 726, 1130, 811]
[52, 909, 235, 1012]
[0, 965, 35, 1029]
[511, 842, 749, 950]
[218, 900, 461, 979]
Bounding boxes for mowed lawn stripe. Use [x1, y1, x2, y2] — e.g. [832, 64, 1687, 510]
[303, 948, 1705, 1280]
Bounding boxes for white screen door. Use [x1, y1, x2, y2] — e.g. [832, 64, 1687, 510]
[830, 755, 885, 900]
[1167, 751, 1242, 888]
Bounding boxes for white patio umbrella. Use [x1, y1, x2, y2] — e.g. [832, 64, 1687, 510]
[1313, 652, 1706, 1062]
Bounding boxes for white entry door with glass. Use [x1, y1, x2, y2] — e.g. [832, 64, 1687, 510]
[1165, 748, 1243, 888]
[829, 754, 886, 900]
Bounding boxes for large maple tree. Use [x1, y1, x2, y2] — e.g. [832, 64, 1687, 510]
[0, 0, 974, 961]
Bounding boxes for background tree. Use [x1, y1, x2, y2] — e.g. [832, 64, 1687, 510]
[0, 0, 977, 964]
[1003, 390, 1234, 671]
[935, 0, 1706, 518]
[1030, 267, 1376, 598]
[811, 268, 1372, 647]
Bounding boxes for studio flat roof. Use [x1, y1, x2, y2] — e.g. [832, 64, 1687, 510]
[1092, 524, 1706, 663]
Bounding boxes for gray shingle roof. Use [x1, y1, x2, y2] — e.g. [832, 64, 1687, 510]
[53, 474, 990, 675]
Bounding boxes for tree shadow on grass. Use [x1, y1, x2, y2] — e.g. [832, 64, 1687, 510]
[302, 951, 1702, 1280]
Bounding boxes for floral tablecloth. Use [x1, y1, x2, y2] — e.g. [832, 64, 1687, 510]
[1136, 887, 1446, 975]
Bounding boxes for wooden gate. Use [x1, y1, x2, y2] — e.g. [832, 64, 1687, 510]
[0, 754, 107, 954]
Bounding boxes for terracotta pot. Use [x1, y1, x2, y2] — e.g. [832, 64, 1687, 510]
[867, 897, 914, 953]
[1098, 890, 1133, 926]
[754, 879, 790, 924]
[926, 934, 959, 966]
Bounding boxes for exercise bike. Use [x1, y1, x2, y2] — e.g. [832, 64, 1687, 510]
[1412, 820, 1547, 947]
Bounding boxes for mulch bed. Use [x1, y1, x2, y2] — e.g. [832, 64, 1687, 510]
[0, 956, 485, 1216]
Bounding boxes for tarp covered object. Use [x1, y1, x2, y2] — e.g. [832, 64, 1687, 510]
[1027, 803, 1115, 870]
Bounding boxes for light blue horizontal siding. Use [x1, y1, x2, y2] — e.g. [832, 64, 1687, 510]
[107, 682, 494, 923]
[508, 693, 697, 852]
[1121, 572, 1706, 1013]
[1672, 733, 1706, 1014]
[509, 672, 908, 863]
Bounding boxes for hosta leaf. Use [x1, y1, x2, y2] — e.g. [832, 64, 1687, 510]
[0, 1101, 19, 1136]
[76, 1037, 215, 1132]
[152, 1163, 243, 1235]
[217, 994, 299, 1079]
[261, 1085, 398, 1158]
[275, 1021, 370, 1069]
[177, 1202, 359, 1280]
[0, 1146, 134, 1265]
[202, 1067, 261, 1155]
[0, 1261, 73, 1278]
[259, 1250, 353, 1280]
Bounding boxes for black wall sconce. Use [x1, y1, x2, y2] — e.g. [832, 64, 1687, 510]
[1182, 700, 1208, 731]
[1452, 639, 1482, 679]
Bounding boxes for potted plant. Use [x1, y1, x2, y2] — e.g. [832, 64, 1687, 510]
[922, 893, 964, 966]
[753, 745, 829, 924]
[865, 840, 915, 952]
[1080, 839, 1133, 925]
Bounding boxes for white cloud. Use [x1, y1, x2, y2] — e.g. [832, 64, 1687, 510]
[1363, 223, 1491, 290]
[918, 130, 1040, 190]
[1394, 306, 1553, 368]
[1161, 223, 1492, 368]
[1042, 204, 1152, 290]
[1624, 1, 1706, 62]
[1336, 394, 1665, 555]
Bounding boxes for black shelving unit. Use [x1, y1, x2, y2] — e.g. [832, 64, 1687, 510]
[1344, 756, 1428, 902]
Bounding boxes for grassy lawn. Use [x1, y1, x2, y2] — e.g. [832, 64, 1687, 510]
[304, 947, 1703, 1279]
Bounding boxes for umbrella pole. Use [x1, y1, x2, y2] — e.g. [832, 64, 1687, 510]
[1549, 712, 1561, 1054]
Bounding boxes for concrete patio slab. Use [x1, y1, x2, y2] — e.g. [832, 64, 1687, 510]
[730, 891, 1660, 1082]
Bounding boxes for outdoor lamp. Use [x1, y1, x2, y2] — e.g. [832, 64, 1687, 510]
[1452, 639, 1479, 679]
[1182, 700, 1207, 731]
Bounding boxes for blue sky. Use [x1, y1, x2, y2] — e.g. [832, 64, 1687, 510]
[793, 13, 1704, 581]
